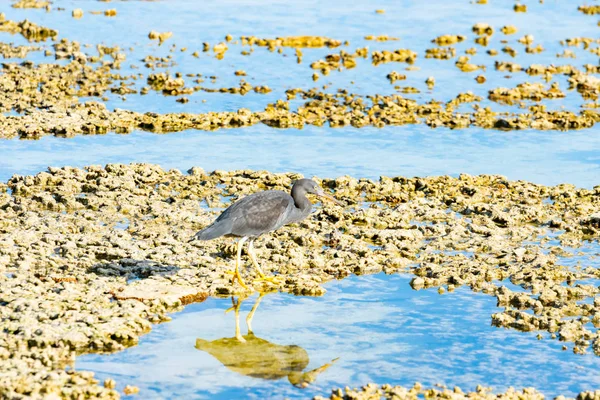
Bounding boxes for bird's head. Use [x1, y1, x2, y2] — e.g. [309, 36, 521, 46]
[287, 357, 339, 388]
[294, 178, 342, 205]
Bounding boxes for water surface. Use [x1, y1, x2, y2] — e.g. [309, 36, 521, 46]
[1, 125, 600, 188]
[77, 274, 600, 399]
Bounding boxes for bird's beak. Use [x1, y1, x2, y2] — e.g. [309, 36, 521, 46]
[316, 188, 343, 206]
[289, 357, 340, 388]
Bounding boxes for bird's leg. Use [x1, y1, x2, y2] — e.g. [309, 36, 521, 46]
[224, 293, 250, 314]
[224, 296, 238, 313]
[245, 292, 266, 334]
[225, 237, 250, 290]
[248, 239, 282, 284]
[224, 297, 246, 343]
[248, 239, 266, 276]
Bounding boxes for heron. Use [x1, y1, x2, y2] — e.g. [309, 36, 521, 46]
[195, 294, 338, 388]
[191, 178, 341, 289]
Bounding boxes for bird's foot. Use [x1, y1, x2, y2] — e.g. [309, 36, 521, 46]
[224, 270, 250, 290]
[235, 335, 247, 343]
[253, 274, 283, 285]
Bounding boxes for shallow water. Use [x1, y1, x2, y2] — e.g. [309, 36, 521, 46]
[76, 274, 600, 399]
[2, 125, 600, 188]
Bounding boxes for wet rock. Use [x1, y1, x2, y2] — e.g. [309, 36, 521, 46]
[386, 71, 406, 83]
[578, 5, 600, 15]
[0, 17, 58, 41]
[432, 34, 466, 46]
[314, 383, 547, 400]
[371, 49, 417, 65]
[12, 0, 49, 9]
[113, 281, 208, 308]
[425, 47, 456, 59]
[240, 36, 342, 49]
[365, 35, 399, 42]
[488, 82, 565, 105]
[148, 30, 172, 44]
[514, 4, 527, 12]
[123, 385, 139, 395]
[501, 26, 518, 35]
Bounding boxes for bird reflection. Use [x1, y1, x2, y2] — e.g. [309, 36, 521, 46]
[195, 293, 338, 388]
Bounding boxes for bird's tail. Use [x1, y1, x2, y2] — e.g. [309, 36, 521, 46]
[191, 222, 230, 241]
[194, 338, 209, 350]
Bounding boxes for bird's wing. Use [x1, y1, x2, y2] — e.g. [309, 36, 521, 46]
[223, 191, 293, 237]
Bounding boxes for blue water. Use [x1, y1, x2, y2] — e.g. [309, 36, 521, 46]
[1, 126, 600, 188]
[77, 274, 600, 399]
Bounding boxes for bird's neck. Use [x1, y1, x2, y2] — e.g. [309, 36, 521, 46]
[291, 187, 312, 215]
